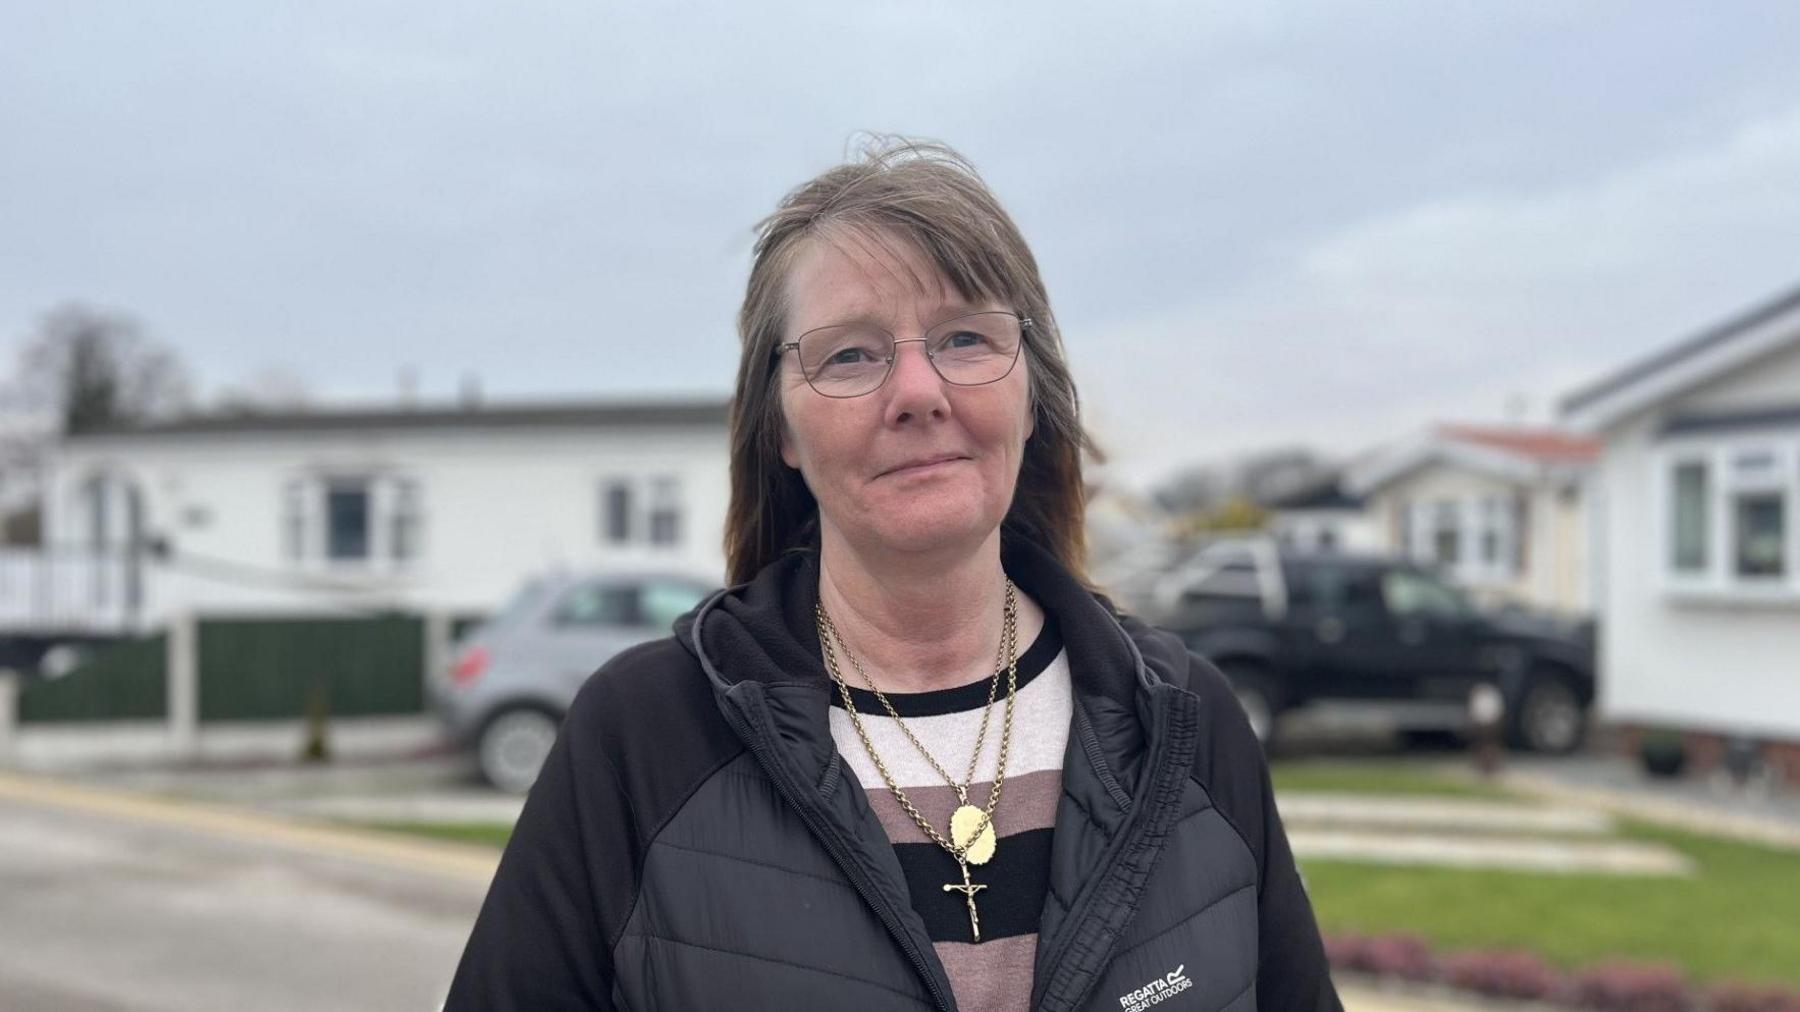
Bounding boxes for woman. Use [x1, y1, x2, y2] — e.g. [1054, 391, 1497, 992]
[447, 140, 1340, 1011]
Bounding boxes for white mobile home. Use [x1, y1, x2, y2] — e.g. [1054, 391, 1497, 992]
[1563, 283, 1800, 784]
[27, 398, 730, 630]
[1345, 425, 1598, 615]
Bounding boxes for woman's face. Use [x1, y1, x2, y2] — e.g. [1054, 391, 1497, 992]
[778, 230, 1033, 560]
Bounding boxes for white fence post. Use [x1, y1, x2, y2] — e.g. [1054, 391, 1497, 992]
[0, 672, 17, 766]
[167, 611, 199, 759]
[423, 610, 452, 706]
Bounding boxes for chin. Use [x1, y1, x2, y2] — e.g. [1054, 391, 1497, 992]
[860, 498, 1004, 556]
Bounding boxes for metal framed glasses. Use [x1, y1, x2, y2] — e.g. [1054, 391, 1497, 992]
[776, 311, 1031, 398]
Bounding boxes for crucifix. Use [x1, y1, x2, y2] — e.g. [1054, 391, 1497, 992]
[942, 861, 989, 942]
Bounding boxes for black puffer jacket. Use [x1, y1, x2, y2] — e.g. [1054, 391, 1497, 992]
[447, 537, 1341, 1011]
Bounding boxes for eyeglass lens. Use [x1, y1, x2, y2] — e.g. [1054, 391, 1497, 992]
[794, 312, 1022, 397]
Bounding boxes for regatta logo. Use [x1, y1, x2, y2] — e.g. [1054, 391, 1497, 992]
[1117, 964, 1192, 1010]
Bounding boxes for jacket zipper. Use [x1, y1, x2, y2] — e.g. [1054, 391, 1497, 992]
[1033, 689, 1195, 1012]
[730, 698, 954, 1012]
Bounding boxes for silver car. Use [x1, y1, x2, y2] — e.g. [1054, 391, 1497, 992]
[433, 570, 715, 793]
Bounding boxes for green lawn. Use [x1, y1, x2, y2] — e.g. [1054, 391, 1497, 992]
[354, 820, 515, 849]
[1271, 760, 1511, 799]
[355, 763, 1800, 987]
[1301, 819, 1800, 987]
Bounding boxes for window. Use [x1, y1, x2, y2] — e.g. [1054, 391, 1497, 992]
[1670, 460, 1709, 573]
[1301, 565, 1382, 615]
[283, 473, 422, 569]
[602, 480, 633, 545]
[599, 475, 684, 549]
[553, 582, 638, 627]
[1660, 441, 1798, 596]
[1734, 491, 1786, 578]
[640, 580, 709, 629]
[326, 480, 371, 560]
[391, 479, 421, 562]
[1382, 570, 1472, 620]
[1431, 500, 1461, 565]
[1479, 497, 1503, 565]
[648, 477, 682, 547]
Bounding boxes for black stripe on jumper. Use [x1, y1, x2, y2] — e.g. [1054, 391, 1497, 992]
[831, 617, 1063, 718]
[891, 827, 1053, 944]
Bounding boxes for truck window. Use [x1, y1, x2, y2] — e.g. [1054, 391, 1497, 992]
[1381, 570, 1472, 620]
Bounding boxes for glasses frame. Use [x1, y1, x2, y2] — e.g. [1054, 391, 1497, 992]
[775, 311, 1033, 399]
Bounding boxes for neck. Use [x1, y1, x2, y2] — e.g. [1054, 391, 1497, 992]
[816, 525, 1044, 695]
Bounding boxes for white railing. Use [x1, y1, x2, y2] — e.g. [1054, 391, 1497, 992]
[0, 547, 148, 633]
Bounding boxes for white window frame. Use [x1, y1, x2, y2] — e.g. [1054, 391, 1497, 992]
[1405, 493, 1518, 587]
[1655, 435, 1800, 602]
[598, 473, 684, 552]
[283, 471, 422, 574]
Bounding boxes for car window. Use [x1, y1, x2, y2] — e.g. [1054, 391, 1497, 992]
[486, 579, 551, 631]
[1303, 565, 1383, 615]
[640, 581, 709, 630]
[1381, 570, 1471, 620]
[552, 582, 639, 627]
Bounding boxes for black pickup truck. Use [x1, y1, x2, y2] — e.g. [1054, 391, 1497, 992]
[1146, 539, 1596, 753]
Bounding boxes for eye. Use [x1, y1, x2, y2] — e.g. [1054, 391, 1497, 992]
[826, 345, 880, 365]
[944, 330, 988, 349]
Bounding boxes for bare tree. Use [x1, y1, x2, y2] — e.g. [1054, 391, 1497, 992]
[17, 303, 194, 433]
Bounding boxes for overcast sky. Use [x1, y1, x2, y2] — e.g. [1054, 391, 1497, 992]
[5, 2, 1800, 487]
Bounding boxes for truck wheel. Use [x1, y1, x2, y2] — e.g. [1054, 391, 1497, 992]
[1221, 662, 1282, 749]
[1509, 671, 1587, 754]
[477, 706, 562, 794]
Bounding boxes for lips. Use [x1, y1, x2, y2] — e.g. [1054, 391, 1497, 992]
[878, 454, 970, 477]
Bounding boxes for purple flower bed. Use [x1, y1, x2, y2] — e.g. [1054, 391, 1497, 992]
[1570, 961, 1691, 1011]
[1323, 932, 1438, 981]
[1708, 982, 1800, 1012]
[1321, 931, 1800, 1011]
[1441, 948, 1566, 1002]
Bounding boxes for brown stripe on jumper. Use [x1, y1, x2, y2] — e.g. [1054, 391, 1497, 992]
[858, 768, 1062, 847]
[936, 933, 1039, 1012]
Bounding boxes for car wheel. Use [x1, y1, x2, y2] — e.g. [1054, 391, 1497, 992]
[1511, 672, 1587, 754]
[1221, 662, 1282, 749]
[477, 706, 562, 794]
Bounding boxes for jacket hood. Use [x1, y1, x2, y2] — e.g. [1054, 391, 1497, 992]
[674, 533, 1197, 786]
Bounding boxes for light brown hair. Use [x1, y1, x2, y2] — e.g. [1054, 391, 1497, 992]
[723, 137, 1096, 585]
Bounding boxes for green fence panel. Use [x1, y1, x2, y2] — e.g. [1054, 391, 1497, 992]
[17, 636, 169, 724]
[198, 614, 425, 721]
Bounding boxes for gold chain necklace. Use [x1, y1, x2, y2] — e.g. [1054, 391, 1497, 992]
[824, 592, 1010, 805]
[816, 580, 1020, 942]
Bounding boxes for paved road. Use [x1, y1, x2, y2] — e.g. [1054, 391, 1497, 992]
[0, 774, 491, 1012]
[0, 771, 1484, 1012]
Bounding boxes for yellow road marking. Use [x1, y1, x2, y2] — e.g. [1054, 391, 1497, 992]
[0, 770, 500, 884]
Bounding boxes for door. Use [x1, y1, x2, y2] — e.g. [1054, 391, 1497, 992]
[1372, 568, 1484, 702]
[1282, 562, 1403, 700]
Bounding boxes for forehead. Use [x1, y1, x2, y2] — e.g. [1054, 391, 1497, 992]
[783, 228, 981, 333]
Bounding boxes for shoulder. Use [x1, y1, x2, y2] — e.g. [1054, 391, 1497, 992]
[562, 636, 745, 845]
[1119, 613, 1278, 861]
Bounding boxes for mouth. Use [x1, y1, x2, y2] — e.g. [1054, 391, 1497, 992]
[878, 454, 971, 478]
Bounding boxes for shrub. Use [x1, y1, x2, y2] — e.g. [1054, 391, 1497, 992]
[1441, 948, 1565, 1001]
[1570, 961, 1691, 1012]
[1707, 981, 1800, 1012]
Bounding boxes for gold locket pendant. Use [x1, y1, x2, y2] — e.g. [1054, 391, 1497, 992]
[950, 804, 997, 865]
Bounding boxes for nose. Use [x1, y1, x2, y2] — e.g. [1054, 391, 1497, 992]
[882, 338, 951, 426]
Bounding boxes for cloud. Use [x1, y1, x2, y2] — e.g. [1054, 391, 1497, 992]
[1086, 106, 1800, 487]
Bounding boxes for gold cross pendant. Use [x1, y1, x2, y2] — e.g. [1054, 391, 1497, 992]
[942, 861, 989, 942]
